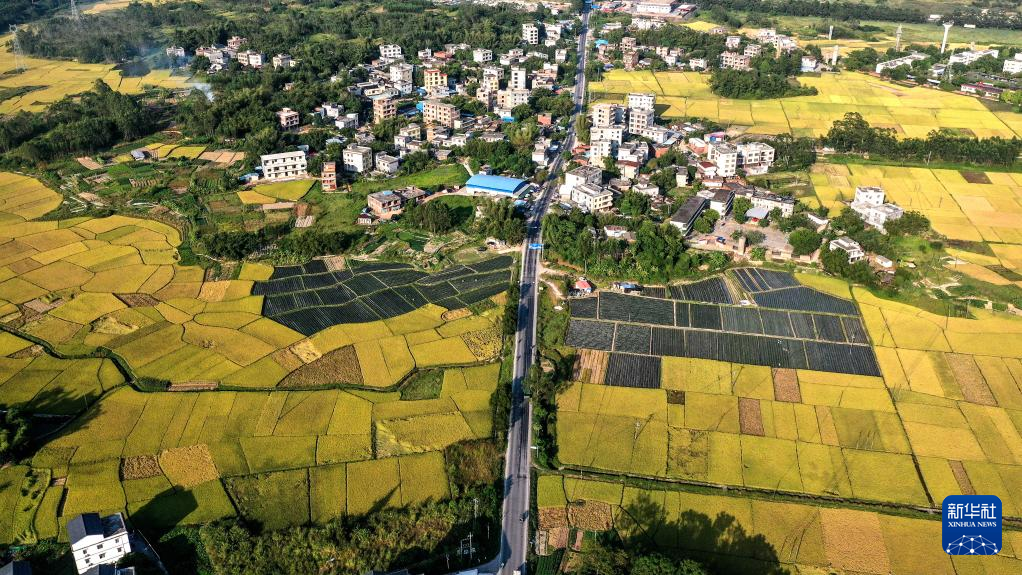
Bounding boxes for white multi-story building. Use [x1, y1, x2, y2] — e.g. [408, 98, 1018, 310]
[260, 150, 307, 180]
[560, 165, 603, 200]
[335, 113, 359, 130]
[276, 108, 300, 130]
[497, 88, 531, 109]
[707, 142, 738, 178]
[850, 186, 904, 231]
[68, 513, 132, 574]
[523, 23, 540, 45]
[510, 67, 528, 90]
[949, 48, 999, 66]
[626, 92, 656, 111]
[571, 183, 615, 212]
[589, 139, 616, 162]
[744, 44, 762, 58]
[272, 53, 295, 69]
[236, 50, 264, 67]
[829, 237, 865, 262]
[380, 44, 403, 60]
[733, 185, 795, 217]
[390, 62, 413, 85]
[590, 125, 625, 145]
[591, 103, 625, 127]
[617, 141, 648, 164]
[473, 48, 493, 63]
[627, 108, 655, 134]
[342, 145, 374, 173]
[875, 52, 927, 74]
[736, 142, 776, 175]
[1004, 53, 1022, 74]
[375, 152, 400, 175]
[726, 35, 742, 49]
[720, 51, 752, 71]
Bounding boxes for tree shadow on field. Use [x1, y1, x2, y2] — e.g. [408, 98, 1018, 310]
[618, 491, 790, 575]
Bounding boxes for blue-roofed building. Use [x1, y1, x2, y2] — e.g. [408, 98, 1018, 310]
[465, 174, 530, 197]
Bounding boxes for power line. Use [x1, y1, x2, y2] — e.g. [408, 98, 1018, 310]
[70, 0, 81, 23]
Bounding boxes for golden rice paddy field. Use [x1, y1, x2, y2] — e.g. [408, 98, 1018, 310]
[0, 35, 191, 113]
[0, 171, 508, 542]
[590, 69, 1022, 138]
[557, 273, 1022, 517]
[536, 476, 1022, 574]
[810, 164, 1022, 244]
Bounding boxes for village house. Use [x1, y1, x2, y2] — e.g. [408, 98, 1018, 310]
[342, 145, 374, 173]
[321, 161, 338, 192]
[669, 196, 709, 236]
[850, 186, 904, 231]
[260, 150, 307, 181]
[276, 108, 300, 130]
[367, 186, 427, 219]
[830, 237, 866, 262]
[68, 513, 132, 575]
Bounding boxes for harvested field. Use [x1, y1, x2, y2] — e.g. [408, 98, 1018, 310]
[772, 368, 801, 402]
[279, 345, 364, 387]
[572, 349, 609, 384]
[567, 500, 613, 531]
[159, 444, 219, 488]
[738, 398, 765, 436]
[121, 455, 161, 480]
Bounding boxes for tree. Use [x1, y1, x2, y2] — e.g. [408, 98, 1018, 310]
[732, 197, 753, 223]
[619, 192, 651, 216]
[0, 408, 28, 462]
[404, 200, 455, 234]
[744, 230, 766, 245]
[885, 210, 930, 236]
[788, 228, 822, 256]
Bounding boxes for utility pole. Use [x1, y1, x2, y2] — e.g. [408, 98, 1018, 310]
[9, 26, 26, 73]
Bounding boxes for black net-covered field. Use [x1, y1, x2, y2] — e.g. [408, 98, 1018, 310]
[598, 292, 674, 325]
[732, 268, 800, 293]
[254, 256, 514, 335]
[669, 277, 733, 304]
[565, 319, 615, 351]
[569, 297, 598, 319]
[752, 286, 859, 315]
[613, 323, 652, 354]
[642, 286, 667, 299]
[605, 353, 661, 388]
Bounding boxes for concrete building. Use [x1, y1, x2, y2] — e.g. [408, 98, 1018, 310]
[635, 0, 677, 15]
[850, 186, 904, 231]
[617, 141, 648, 164]
[731, 184, 795, 217]
[707, 142, 739, 178]
[744, 44, 762, 57]
[390, 62, 414, 93]
[560, 165, 603, 200]
[375, 152, 400, 175]
[260, 150, 307, 180]
[627, 108, 655, 134]
[510, 67, 528, 90]
[373, 96, 396, 125]
[829, 237, 865, 262]
[321, 161, 338, 192]
[424, 68, 448, 92]
[589, 139, 616, 163]
[591, 103, 625, 127]
[726, 35, 742, 49]
[626, 92, 656, 111]
[237, 50, 264, 67]
[272, 53, 295, 69]
[473, 48, 493, 63]
[736, 142, 775, 175]
[342, 145, 374, 173]
[379, 44, 403, 60]
[875, 52, 927, 74]
[1004, 53, 1022, 74]
[590, 125, 625, 145]
[696, 188, 734, 216]
[523, 23, 540, 45]
[335, 113, 359, 130]
[669, 197, 708, 235]
[497, 88, 531, 110]
[367, 187, 426, 219]
[720, 51, 752, 71]
[422, 100, 459, 128]
[68, 513, 132, 575]
[571, 182, 614, 212]
[949, 48, 999, 66]
[276, 108, 300, 130]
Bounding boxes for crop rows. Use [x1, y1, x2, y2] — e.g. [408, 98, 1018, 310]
[751, 286, 859, 315]
[256, 257, 514, 335]
[568, 297, 598, 319]
[598, 292, 674, 325]
[732, 268, 800, 293]
[613, 323, 652, 354]
[605, 353, 662, 388]
[565, 319, 615, 351]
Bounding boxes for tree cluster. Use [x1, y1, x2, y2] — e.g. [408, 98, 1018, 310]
[825, 112, 1022, 166]
[710, 69, 818, 100]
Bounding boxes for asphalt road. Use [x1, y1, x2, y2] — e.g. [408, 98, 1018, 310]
[494, 6, 591, 575]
